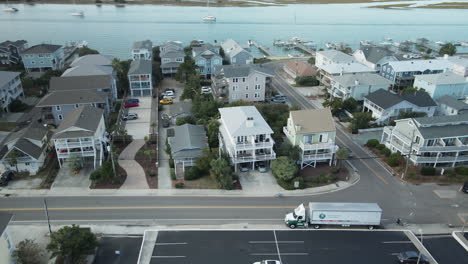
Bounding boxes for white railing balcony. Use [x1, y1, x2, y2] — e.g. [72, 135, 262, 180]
[55, 141, 94, 149]
[232, 153, 276, 163]
[57, 150, 95, 159]
[234, 139, 274, 150]
[303, 153, 334, 161]
[300, 141, 335, 151]
[283, 127, 293, 138]
[414, 156, 458, 163]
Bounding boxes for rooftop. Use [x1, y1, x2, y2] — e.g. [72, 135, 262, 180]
[219, 106, 273, 137]
[36, 90, 107, 107]
[53, 106, 104, 139]
[0, 71, 20, 88]
[132, 40, 152, 50]
[22, 44, 61, 54]
[284, 60, 317, 77]
[365, 89, 436, 109]
[359, 46, 396, 64]
[0, 40, 27, 48]
[214, 64, 273, 78]
[437, 95, 468, 111]
[169, 124, 207, 160]
[331, 72, 391, 87]
[320, 61, 374, 75]
[0, 122, 49, 160]
[317, 50, 355, 63]
[414, 113, 468, 126]
[417, 122, 468, 139]
[221, 39, 251, 59]
[70, 54, 114, 67]
[386, 59, 454, 72]
[290, 108, 335, 135]
[414, 71, 467, 85]
[128, 60, 152, 75]
[50, 75, 112, 92]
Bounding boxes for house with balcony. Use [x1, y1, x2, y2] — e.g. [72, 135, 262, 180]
[128, 60, 153, 96]
[62, 54, 115, 77]
[413, 71, 468, 100]
[382, 114, 468, 168]
[192, 43, 222, 77]
[329, 72, 391, 100]
[53, 106, 107, 169]
[315, 50, 375, 85]
[212, 64, 273, 103]
[221, 39, 253, 65]
[363, 89, 437, 124]
[283, 109, 337, 169]
[0, 40, 27, 65]
[283, 60, 317, 80]
[443, 55, 468, 77]
[353, 46, 399, 72]
[132, 40, 152, 60]
[0, 122, 50, 175]
[437, 95, 468, 116]
[50, 74, 117, 101]
[21, 44, 64, 72]
[168, 124, 208, 172]
[0, 71, 24, 113]
[218, 106, 276, 172]
[160, 41, 184, 75]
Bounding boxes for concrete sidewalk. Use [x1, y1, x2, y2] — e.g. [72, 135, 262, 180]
[119, 139, 149, 189]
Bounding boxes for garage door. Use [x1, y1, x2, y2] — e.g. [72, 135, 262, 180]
[132, 90, 142, 97]
[142, 89, 152, 97]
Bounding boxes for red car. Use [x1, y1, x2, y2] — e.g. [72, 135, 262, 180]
[124, 102, 139, 108]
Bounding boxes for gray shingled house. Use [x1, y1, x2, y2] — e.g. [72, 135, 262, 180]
[168, 124, 208, 172]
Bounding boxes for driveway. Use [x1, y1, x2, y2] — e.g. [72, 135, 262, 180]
[238, 170, 284, 193]
[51, 162, 92, 189]
[125, 97, 152, 140]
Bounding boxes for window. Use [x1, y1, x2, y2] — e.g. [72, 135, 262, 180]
[242, 78, 246, 82]
[56, 105, 61, 111]
[233, 78, 238, 83]
[25, 162, 30, 166]
[232, 85, 238, 91]
[245, 85, 249, 90]
[255, 84, 261, 90]
[245, 94, 249, 99]
[232, 58, 237, 63]
[255, 93, 260, 98]
[231, 94, 238, 100]
[162, 58, 170, 63]
[75, 104, 79, 108]
[31, 61, 35, 64]
[58, 114, 63, 120]
[255, 77, 258, 81]
[40, 61, 44, 64]
[176, 58, 183, 62]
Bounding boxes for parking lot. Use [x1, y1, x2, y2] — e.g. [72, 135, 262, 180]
[422, 234, 468, 264]
[124, 97, 152, 139]
[142, 230, 430, 264]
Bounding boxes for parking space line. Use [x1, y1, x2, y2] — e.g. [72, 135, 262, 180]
[152, 256, 186, 258]
[155, 242, 187, 245]
[382, 241, 412, 244]
[249, 241, 304, 244]
[273, 230, 283, 264]
[251, 253, 309, 256]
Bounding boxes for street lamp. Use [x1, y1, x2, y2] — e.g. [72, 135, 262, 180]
[416, 228, 423, 264]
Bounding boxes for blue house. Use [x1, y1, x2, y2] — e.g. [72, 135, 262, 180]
[21, 44, 65, 73]
[192, 43, 222, 77]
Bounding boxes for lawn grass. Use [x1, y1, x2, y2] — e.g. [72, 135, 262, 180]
[182, 175, 219, 189]
[0, 122, 17, 132]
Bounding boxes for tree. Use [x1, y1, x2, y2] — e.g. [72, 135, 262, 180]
[439, 43, 457, 56]
[175, 57, 197, 83]
[150, 122, 157, 134]
[351, 112, 373, 130]
[397, 111, 427, 119]
[6, 150, 19, 172]
[335, 148, 349, 170]
[47, 225, 98, 264]
[322, 97, 343, 115]
[307, 57, 315, 65]
[276, 142, 301, 162]
[77, 46, 99, 57]
[195, 148, 217, 173]
[210, 157, 233, 190]
[112, 58, 131, 97]
[342, 98, 358, 112]
[13, 239, 43, 264]
[271, 157, 298, 182]
[206, 119, 220, 148]
[295, 76, 319, 86]
[175, 116, 196, 126]
[144, 149, 156, 164]
[401, 87, 422, 94]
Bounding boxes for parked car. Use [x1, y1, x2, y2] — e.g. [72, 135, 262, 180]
[123, 113, 138, 120]
[125, 98, 139, 104]
[124, 102, 139, 108]
[163, 94, 176, 99]
[397, 251, 429, 264]
[0, 170, 14, 187]
[253, 261, 281, 264]
[270, 95, 286, 104]
[201, 86, 212, 94]
[164, 90, 175, 97]
[162, 118, 170, 128]
[240, 163, 249, 172]
[160, 98, 173, 105]
[257, 162, 267, 173]
[462, 181, 468, 193]
[164, 88, 175, 94]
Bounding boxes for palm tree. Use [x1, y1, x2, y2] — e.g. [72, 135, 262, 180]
[335, 148, 349, 171]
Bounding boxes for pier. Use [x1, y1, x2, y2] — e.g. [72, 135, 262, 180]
[250, 41, 275, 57]
[294, 43, 315, 56]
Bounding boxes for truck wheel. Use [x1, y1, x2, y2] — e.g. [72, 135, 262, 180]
[368, 226, 374, 230]
[289, 224, 296, 229]
[314, 225, 320, 229]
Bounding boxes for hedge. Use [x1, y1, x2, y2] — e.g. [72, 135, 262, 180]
[366, 139, 379, 148]
[376, 144, 386, 151]
[380, 147, 391, 157]
[420, 167, 436, 176]
[184, 166, 203, 180]
[454, 166, 468, 176]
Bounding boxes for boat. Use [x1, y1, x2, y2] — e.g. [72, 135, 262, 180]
[202, 0, 216, 22]
[76, 40, 88, 48]
[461, 42, 468, 47]
[435, 41, 445, 46]
[70, 0, 84, 16]
[3, 0, 18, 12]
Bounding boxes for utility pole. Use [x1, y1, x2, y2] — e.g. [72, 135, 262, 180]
[43, 198, 52, 235]
[402, 129, 416, 179]
[108, 145, 116, 177]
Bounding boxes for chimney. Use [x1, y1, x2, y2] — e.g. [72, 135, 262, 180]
[246, 117, 254, 127]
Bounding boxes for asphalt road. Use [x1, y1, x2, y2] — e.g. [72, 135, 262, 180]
[421, 234, 468, 264]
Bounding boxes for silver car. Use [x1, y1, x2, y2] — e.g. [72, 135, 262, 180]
[123, 113, 138, 120]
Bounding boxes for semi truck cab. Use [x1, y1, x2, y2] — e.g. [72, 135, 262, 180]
[284, 203, 308, 228]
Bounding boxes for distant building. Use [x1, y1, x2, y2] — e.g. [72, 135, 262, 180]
[53, 106, 107, 169]
[221, 39, 253, 65]
[283, 109, 337, 169]
[50, 75, 117, 100]
[212, 64, 273, 103]
[382, 114, 468, 168]
[437, 95, 468, 116]
[0, 212, 13, 264]
[192, 43, 222, 77]
[132, 40, 152, 61]
[21, 44, 64, 72]
[329, 72, 391, 100]
[160, 41, 184, 75]
[168, 124, 208, 172]
[443, 55, 468, 77]
[218, 106, 276, 172]
[363, 89, 437, 124]
[283, 60, 317, 80]
[0, 40, 27, 65]
[413, 71, 468, 100]
[353, 46, 399, 72]
[63, 54, 115, 77]
[128, 60, 153, 97]
[0, 71, 24, 113]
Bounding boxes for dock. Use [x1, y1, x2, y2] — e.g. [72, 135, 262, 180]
[250, 41, 275, 57]
[294, 43, 316, 56]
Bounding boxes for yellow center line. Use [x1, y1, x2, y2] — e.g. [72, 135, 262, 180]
[0, 205, 297, 212]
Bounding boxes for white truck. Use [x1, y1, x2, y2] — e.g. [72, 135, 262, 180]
[285, 202, 382, 229]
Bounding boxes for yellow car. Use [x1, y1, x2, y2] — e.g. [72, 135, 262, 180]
[159, 98, 173, 105]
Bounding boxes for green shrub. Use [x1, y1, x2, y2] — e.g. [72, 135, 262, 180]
[8, 99, 28, 112]
[184, 166, 203, 180]
[380, 147, 391, 157]
[444, 169, 457, 179]
[170, 168, 176, 180]
[176, 116, 196, 126]
[175, 182, 184, 188]
[169, 158, 174, 169]
[149, 171, 156, 177]
[454, 166, 468, 176]
[376, 144, 386, 151]
[387, 153, 402, 167]
[366, 139, 379, 148]
[277, 176, 305, 190]
[421, 167, 436, 176]
[295, 76, 319, 86]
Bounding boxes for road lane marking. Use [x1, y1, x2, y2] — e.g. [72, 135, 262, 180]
[155, 242, 187, 245]
[251, 253, 308, 256]
[11, 218, 283, 223]
[249, 241, 304, 244]
[382, 241, 412, 244]
[273, 230, 283, 264]
[152, 256, 186, 258]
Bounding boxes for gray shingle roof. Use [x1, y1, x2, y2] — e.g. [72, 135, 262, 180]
[0, 71, 20, 88]
[414, 113, 468, 126]
[221, 39, 251, 59]
[360, 46, 395, 64]
[214, 64, 273, 78]
[36, 90, 107, 107]
[22, 44, 61, 54]
[0, 40, 27, 48]
[169, 124, 207, 160]
[53, 106, 104, 139]
[417, 123, 468, 139]
[62, 64, 113, 77]
[331, 73, 391, 87]
[132, 40, 152, 50]
[50, 75, 112, 92]
[365, 89, 436, 109]
[437, 95, 468, 111]
[317, 50, 355, 62]
[400, 92, 437, 107]
[128, 60, 152, 75]
[70, 54, 114, 67]
[160, 50, 184, 59]
[219, 106, 273, 137]
[414, 71, 467, 85]
[0, 122, 49, 160]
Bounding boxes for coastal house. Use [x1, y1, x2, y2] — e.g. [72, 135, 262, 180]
[50, 74, 117, 100]
[221, 39, 253, 65]
[62, 54, 115, 77]
[128, 60, 153, 97]
[382, 114, 468, 168]
[218, 106, 276, 172]
[53, 106, 107, 169]
[0, 212, 14, 264]
[413, 71, 468, 100]
[0, 71, 24, 113]
[21, 44, 64, 72]
[329, 72, 391, 100]
[283, 60, 317, 80]
[212, 64, 274, 103]
[192, 43, 222, 77]
[363, 89, 437, 124]
[437, 95, 468, 116]
[168, 124, 208, 172]
[379, 59, 453, 90]
[0, 40, 27, 65]
[443, 55, 468, 77]
[160, 41, 185, 75]
[315, 50, 375, 84]
[353, 46, 399, 72]
[132, 40, 152, 60]
[283, 109, 337, 169]
[0, 122, 50, 175]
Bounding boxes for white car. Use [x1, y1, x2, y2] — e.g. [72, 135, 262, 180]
[253, 261, 281, 264]
[123, 113, 138, 120]
[163, 94, 176, 99]
[201, 86, 212, 94]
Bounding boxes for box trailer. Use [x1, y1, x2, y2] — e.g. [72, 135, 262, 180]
[285, 202, 382, 229]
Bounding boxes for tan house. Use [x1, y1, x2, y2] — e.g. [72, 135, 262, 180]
[283, 109, 337, 168]
[283, 60, 317, 80]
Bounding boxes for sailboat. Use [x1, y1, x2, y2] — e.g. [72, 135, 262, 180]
[202, 0, 216, 22]
[3, 0, 18, 12]
[70, 0, 84, 16]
